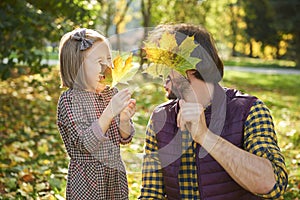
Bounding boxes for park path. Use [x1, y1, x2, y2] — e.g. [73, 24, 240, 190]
[225, 66, 300, 75]
[43, 60, 300, 75]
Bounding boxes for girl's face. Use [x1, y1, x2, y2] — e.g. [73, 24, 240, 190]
[83, 40, 112, 92]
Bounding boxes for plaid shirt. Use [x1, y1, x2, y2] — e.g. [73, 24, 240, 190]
[57, 87, 134, 200]
[140, 100, 288, 200]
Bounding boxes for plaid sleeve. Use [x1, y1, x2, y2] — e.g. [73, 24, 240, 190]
[244, 100, 288, 199]
[57, 92, 109, 154]
[139, 120, 165, 200]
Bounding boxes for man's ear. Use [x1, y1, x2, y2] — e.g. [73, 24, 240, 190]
[186, 70, 197, 81]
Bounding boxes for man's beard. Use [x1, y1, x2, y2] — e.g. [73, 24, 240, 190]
[166, 88, 178, 100]
[167, 76, 191, 100]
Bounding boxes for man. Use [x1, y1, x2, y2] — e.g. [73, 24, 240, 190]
[139, 24, 287, 199]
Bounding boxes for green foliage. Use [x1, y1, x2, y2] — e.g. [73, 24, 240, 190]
[0, 0, 96, 80]
[1, 0, 300, 81]
[223, 57, 297, 68]
[236, 0, 299, 66]
[269, 0, 300, 66]
[241, 0, 279, 46]
[269, 0, 300, 34]
[148, 0, 210, 25]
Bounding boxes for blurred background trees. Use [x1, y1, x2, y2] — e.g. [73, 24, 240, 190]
[1, 1, 300, 199]
[0, 0, 97, 79]
[0, 0, 299, 80]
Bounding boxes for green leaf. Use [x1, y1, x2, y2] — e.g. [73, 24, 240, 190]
[178, 35, 198, 58]
[159, 32, 178, 50]
[143, 63, 171, 80]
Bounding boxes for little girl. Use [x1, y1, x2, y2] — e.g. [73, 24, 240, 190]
[57, 28, 136, 199]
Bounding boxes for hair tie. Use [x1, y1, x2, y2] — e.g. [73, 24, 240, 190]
[71, 28, 94, 51]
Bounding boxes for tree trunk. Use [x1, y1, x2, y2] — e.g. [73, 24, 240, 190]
[140, 0, 152, 68]
[229, 3, 238, 57]
[295, 32, 300, 69]
[114, 0, 133, 51]
[295, 55, 300, 69]
[249, 40, 253, 57]
[104, 1, 114, 37]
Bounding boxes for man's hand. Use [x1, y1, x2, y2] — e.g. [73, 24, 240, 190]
[177, 99, 208, 144]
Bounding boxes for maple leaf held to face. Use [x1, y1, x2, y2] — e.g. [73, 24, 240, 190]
[143, 31, 201, 80]
[99, 53, 138, 88]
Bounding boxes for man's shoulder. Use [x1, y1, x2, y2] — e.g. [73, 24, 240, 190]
[155, 99, 178, 109]
[151, 99, 178, 125]
[224, 87, 257, 99]
[152, 99, 179, 117]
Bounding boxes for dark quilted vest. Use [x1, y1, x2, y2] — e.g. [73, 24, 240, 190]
[152, 85, 262, 200]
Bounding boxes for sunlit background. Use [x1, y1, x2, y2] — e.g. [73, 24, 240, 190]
[0, 0, 299, 199]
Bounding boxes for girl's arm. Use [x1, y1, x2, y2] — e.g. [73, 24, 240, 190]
[57, 89, 132, 153]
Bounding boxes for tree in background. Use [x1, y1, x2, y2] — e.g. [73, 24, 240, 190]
[269, 0, 300, 68]
[1, 0, 299, 81]
[173, 0, 211, 24]
[0, 0, 97, 80]
[228, 1, 240, 57]
[146, 0, 210, 25]
[114, 0, 133, 50]
[239, 0, 299, 67]
[97, 0, 115, 36]
[241, 0, 280, 58]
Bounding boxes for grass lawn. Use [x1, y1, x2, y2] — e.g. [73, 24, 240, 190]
[0, 66, 299, 199]
[223, 56, 297, 69]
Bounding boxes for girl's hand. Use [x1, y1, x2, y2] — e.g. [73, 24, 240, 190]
[120, 99, 136, 122]
[104, 89, 131, 119]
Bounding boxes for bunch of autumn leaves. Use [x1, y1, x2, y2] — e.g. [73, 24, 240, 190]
[100, 32, 200, 89]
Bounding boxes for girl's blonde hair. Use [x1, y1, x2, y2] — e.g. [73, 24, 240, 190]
[58, 28, 106, 89]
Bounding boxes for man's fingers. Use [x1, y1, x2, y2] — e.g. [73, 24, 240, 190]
[179, 99, 185, 108]
[177, 110, 181, 128]
[177, 110, 187, 131]
[180, 117, 186, 131]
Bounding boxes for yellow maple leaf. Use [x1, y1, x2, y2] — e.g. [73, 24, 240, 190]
[100, 53, 138, 88]
[143, 32, 201, 79]
[159, 31, 178, 50]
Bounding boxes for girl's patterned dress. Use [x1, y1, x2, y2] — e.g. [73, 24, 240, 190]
[57, 87, 134, 200]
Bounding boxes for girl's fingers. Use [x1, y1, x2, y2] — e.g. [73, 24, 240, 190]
[117, 89, 131, 99]
[129, 99, 136, 105]
[128, 99, 136, 108]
